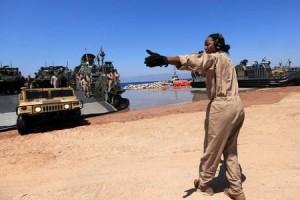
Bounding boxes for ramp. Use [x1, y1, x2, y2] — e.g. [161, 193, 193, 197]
[0, 112, 17, 131]
[0, 101, 117, 131]
[81, 101, 117, 116]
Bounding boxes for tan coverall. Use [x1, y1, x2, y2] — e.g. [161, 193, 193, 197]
[178, 52, 245, 196]
[107, 72, 114, 91]
[51, 75, 59, 88]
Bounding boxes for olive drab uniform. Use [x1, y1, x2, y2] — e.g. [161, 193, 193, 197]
[178, 52, 245, 196]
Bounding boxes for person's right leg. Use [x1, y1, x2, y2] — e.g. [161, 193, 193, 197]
[223, 102, 245, 199]
[198, 100, 234, 193]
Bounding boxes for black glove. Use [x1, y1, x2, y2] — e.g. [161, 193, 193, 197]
[144, 49, 168, 67]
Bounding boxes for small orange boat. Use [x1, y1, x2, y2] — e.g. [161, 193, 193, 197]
[172, 80, 190, 87]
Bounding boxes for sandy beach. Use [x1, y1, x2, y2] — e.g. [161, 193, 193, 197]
[0, 86, 300, 200]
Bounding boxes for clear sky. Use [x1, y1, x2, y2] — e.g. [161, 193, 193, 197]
[1, 0, 299, 82]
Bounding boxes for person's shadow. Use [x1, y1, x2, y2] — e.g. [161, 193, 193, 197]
[183, 160, 246, 198]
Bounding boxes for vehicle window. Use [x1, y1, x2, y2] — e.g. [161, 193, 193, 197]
[51, 90, 73, 97]
[26, 91, 49, 99]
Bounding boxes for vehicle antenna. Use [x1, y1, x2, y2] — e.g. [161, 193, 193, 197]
[85, 48, 89, 65]
[96, 47, 101, 65]
[100, 47, 105, 65]
[285, 59, 291, 68]
[99, 47, 106, 74]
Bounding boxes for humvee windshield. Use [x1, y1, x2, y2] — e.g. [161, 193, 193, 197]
[51, 90, 73, 97]
[26, 91, 49, 99]
[25, 89, 74, 100]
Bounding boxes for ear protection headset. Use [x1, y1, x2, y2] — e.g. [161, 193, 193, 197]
[213, 34, 223, 50]
[209, 33, 230, 53]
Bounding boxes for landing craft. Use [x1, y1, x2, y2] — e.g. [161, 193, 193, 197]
[71, 48, 130, 110]
[190, 58, 300, 88]
[235, 58, 300, 87]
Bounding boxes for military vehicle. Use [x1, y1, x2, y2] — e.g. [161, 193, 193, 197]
[235, 58, 300, 87]
[0, 66, 25, 94]
[73, 48, 129, 110]
[16, 86, 83, 135]
[32, 65, 71, 88]
[190, 58, 300, 88]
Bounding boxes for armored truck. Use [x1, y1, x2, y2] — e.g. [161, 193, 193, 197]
[0, 66, 25, 94]
[16, 86, 83, 135]
[32, 66, 70, 88]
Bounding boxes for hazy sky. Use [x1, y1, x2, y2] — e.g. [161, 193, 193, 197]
[1, 0, 299, 81]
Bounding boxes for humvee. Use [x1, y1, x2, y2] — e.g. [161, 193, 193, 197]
[16, 86, 83, 135]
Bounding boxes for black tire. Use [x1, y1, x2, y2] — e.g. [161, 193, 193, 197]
[71, 110, 82, 125]
[107, 93, 121, 108]
[112, 95, 121, 108]
[116, 98, 130, 110]
[17, 115, 31, 135]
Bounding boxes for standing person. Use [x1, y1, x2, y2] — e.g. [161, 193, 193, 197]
[144, 33, 246, 200]
[51, 72, 59, 88]
[80, 75, 89, 97]
[75, 74, 81, 91]
[106, 70, 114, 91]
[24, 75, 33, 89]
[85, 74, 92, 97]
[113, 69, 120, 88]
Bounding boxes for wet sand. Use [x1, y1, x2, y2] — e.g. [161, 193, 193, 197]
[0, 86, 299, 200]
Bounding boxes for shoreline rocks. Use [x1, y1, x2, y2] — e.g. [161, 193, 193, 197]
[124, 81, 172, 90]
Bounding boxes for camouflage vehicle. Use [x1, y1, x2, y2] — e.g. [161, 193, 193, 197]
[191, 58, 300, 88]
[16, 86, 83, 135]
[0, 66, 25, 94]
[32, 66, 70, 88]
[235, 58, 300, 87]
[73, 49, 129, 110]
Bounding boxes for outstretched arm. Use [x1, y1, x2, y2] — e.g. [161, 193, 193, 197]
[145, 49, 214, 72]
[166, 56, 181, 68]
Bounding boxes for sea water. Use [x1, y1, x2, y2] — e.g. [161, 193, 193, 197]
[120, 82, 208, 111]
[120, 82, 254, 111]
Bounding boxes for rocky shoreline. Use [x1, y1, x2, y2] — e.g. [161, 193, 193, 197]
[124, 81, 172, 90]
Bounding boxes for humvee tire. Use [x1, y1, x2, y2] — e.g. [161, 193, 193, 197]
[16, 115, 32, 135]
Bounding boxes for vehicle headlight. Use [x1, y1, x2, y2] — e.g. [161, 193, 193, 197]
[64, 104, 70, 109]
[35, 107, 42, 112]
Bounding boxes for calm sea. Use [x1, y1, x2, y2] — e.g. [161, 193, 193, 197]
[120, 81, 208, 111]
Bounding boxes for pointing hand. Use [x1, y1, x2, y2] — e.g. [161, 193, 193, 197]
[144, 49, 168, 67]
